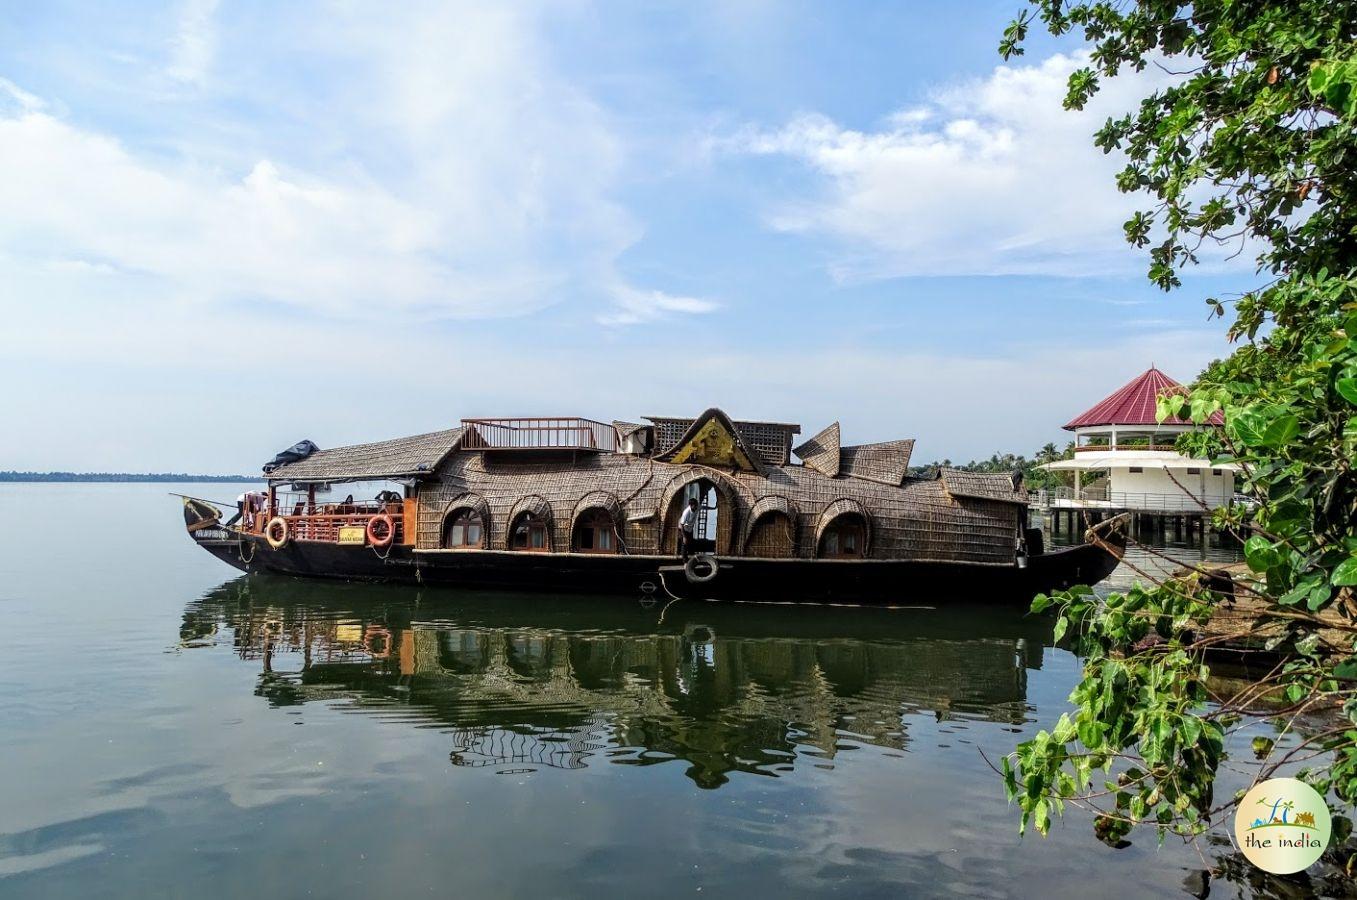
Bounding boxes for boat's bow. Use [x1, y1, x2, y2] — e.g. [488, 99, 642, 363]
[179, 494, 251, 572]
[1085, 511, 1131, 562]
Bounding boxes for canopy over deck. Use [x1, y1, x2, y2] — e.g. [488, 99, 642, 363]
[266, 427, 465, 483]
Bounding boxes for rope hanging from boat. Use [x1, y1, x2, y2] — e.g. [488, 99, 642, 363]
[237, 532, 256, 565]
[654, 571, 685, 624]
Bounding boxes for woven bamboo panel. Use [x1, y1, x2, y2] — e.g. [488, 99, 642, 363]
[940, 468, 1030, 503]
[739, 495, 798, 555]
[793, 422, 841, 476]
[742, 495, 798, 556]
[839, 440, 915, 486]
[415, 448, 1021, 563]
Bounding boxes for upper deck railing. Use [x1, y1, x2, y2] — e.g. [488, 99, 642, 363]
[1073, 443, 1180, 453]
[460, 417, 617, 453]
[1033, 486, 1224, 512]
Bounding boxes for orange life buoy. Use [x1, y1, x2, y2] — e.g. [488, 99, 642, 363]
[265, 516, 290, 549]
[366, 513, 395, 549]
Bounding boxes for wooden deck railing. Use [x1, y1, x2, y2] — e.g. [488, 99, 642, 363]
[279, 510, 406, 544]
[250, 496, 407, 544]
[460, 417, 617, 452]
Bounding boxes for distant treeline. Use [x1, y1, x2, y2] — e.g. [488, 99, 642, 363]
[0, 471, 255, 483]
[909, 442, 1078, 492]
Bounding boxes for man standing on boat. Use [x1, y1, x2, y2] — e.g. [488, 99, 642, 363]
[678, 497, 700, 558]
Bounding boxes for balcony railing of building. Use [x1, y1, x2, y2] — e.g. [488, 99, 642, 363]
[1073, 444, 1180, 453]
[460, 417, 618, 453]
[1033, 486, 1218, 512]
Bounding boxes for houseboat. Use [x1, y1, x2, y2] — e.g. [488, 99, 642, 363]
[182, 408, 1126, 603]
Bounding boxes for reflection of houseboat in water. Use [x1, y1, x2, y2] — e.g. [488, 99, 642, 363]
[184, 408, 1125, 603]
[182, 579, 1052, 787]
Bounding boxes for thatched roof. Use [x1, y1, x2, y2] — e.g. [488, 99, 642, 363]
[266, 428, 464, 483]
[940, 468, 1028, 504]
[612, 421, 650, 438]
[794, 422, 841, 476]
[840, 440, 914, 486]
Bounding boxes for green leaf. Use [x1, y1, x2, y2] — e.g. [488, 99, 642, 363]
[1002, 755, 1018, 801]
[1033, 798, 1050, 835]
[1181, 716, 1203, 748]
[1261, 413, 1300, 448]
[1333, 556, 1357, 587]
[1337, 377, 1357, 405]
[1244, 536, 1281, 572]
[1053, 616, 1069, 643]
[1308, 584, 1333, 611]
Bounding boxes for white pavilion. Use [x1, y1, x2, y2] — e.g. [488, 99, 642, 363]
[1039, 367, 1237, 512]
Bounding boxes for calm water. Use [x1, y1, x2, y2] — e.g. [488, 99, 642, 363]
[0, 484, 1331, 898]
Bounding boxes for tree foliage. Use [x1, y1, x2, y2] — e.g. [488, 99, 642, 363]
[911, 442, 1074, 492]
[996, 0, 1357, 850]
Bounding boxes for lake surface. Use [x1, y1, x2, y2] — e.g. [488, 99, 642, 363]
[0, 483, 1328, 898]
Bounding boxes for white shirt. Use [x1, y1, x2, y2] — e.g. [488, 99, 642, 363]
[679, 505, 698, 533]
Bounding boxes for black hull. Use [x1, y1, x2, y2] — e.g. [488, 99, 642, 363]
[192, 524, 1125, 606]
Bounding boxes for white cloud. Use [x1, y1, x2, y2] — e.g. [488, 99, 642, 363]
[166, 0, 220, 85]
[725, 52, 1180, 280]
[597, 284, 720, 326]
[0, 4, 706, 325]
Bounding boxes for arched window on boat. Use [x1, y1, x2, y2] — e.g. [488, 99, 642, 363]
[571, 491, 624, 555]
[507, 495, 553, 552]
[816, 499, 871, 559]
[819, 517, 865, 558]
[444, 510, 484, 549]
[509, 512, 550, 552]
[574, 509, 618, 553]
[742, 496, 798, 558]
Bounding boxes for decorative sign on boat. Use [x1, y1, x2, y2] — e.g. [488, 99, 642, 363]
[338, 525, 367, 545]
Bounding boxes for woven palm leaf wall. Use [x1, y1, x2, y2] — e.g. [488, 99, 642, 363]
[415, 451, 1022, 563]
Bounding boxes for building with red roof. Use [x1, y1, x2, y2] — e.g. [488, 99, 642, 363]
[1039, 366, 1236, 512]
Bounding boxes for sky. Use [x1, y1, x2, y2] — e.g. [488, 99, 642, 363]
[0, 1, 1260, 473]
